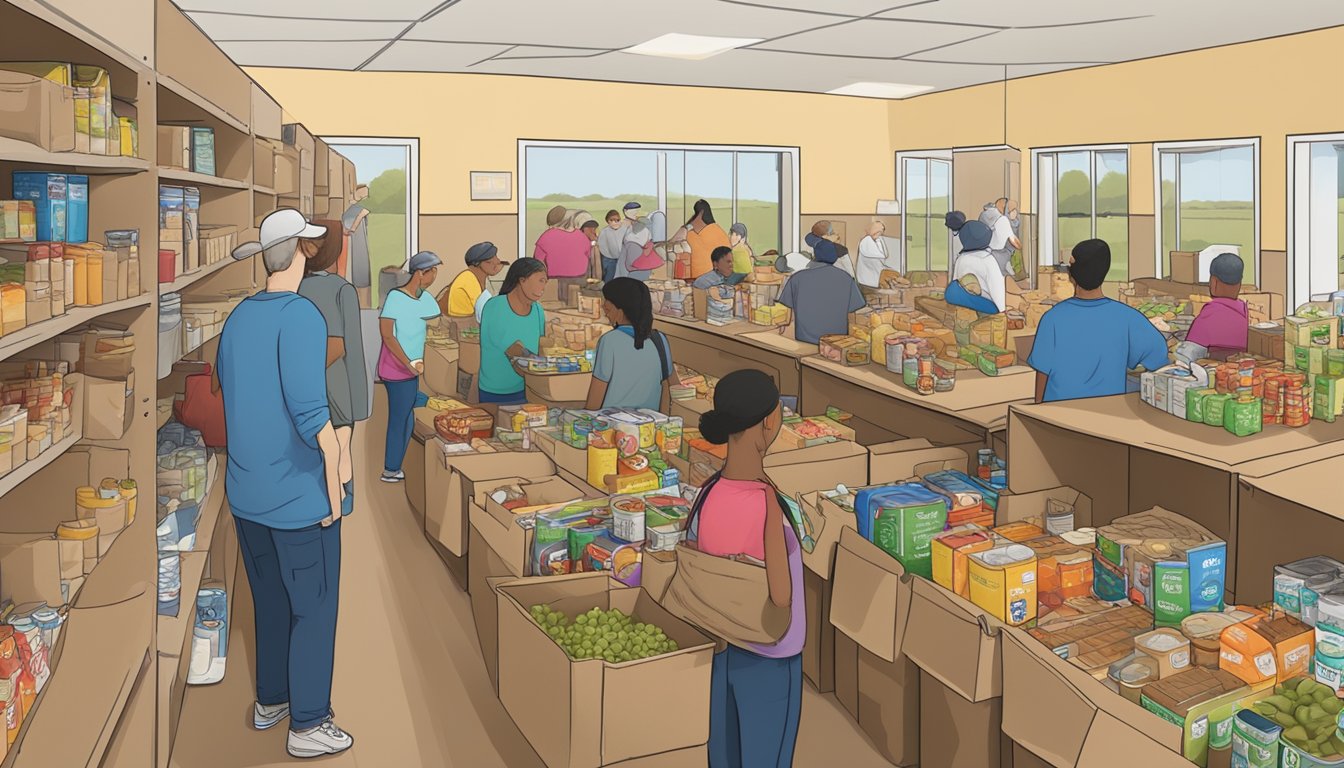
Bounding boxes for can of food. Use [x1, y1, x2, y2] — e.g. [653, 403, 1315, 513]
[611, 496, 646, 543]
[1230, 709, 1280, 768]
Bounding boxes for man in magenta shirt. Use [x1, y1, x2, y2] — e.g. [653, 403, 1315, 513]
[1186, 252, 1249, 360]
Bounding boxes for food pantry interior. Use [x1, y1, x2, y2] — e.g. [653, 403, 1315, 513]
[4, 1, 1344, 767]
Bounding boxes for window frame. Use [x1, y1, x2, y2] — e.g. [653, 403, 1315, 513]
[895, 149, 954, 274]
[1031, 144, 1129, 277]
[516, 139, 800, 260]
[319, 136, 420, 263]
[1152, 138, 1260, 286]
[1286, 132, 1344, 308]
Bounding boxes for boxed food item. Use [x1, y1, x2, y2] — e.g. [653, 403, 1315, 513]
[930, 528, 993, 598]
[1135, 627, 1193, 679]
[1275, 556, 1344, 626]
[1140, 667, 1250, 767]
[1181, 607, 1264, 668]
[1096, 508, 1226, 617]
[854, 483, 948, 579]
[967, 543, 1038, 626]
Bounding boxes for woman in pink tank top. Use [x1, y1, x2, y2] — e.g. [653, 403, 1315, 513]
[692, 369, 804, 768]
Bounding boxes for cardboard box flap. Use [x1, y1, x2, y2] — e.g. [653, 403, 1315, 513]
[531, 429, 589, 483]
[797, 491, 858, 579]
[997, 487, 1095, 529]
[828, 527, 909, 662]
[1000, 627, 1184, 767]
[869, 439, 969, 484]
[1240, 454, 1344, 522]
[764, 440, 869, 498]
[450, 449, 555, 480]
[480, 476, 585, 530]
[902, 577, 1002, 702]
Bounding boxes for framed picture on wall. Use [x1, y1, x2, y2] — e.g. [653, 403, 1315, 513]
[470, 171, 512, 201]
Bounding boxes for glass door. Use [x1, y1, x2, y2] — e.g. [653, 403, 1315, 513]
[902, 156, 952, 272]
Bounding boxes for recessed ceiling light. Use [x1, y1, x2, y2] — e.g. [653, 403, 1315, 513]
[623, 33, 763, 61]
[828, 82, 934, 99]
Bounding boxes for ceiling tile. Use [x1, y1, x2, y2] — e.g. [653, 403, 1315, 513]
[410, 0, 829, 51]
[174, 0, 442, 21]
[185, 12, 408, 41]
[361, 40, 518, 71]
[877, 0, 1166, 29]
[761, 18, 990, 59]
[491, 46, 612, 61]
[216, 40, 389, 69]
[726, 0, 922, 16]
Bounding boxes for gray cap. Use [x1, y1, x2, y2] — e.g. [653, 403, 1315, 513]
[1209, 252, 1244, 285]
[464, 241, 499, 266]
[730, 222, 748, 239]
[623, 201, 642, 211]
[405, 251, 442, 273]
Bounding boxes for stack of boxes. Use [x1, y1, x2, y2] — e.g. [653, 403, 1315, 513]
[156, 125, 216, 176]
[0, 360, 79, 470]
[648, 279, 691, 318]
[0, 63, 134, 157]
[159, 184, 200, 276]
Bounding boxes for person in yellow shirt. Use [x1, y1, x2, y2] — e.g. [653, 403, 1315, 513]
[437, 241, 506, 318]
[729, 222, 754, 276]
[684, 199, 731, 279]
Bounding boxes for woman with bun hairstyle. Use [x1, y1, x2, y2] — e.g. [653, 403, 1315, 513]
[585, 277, 672, 411]
[692, 369, 803, 768]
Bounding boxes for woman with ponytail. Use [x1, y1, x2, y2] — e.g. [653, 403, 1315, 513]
[692, 369, 803, 768]
[585, 277, 672, 411]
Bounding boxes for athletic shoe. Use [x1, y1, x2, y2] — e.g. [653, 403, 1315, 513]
[253, 702, 335, 731]
[287, 720, 354, 758]
[380, 470, 404, 483]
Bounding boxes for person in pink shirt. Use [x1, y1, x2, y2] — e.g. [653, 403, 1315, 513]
[1186, 252, 1249, 360]
[689, 368, 802, 768]
[534, 209, 592, 296]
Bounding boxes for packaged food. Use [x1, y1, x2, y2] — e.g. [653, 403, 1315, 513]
[1230, 709, 1281, 768]
[1181, 607, 1264, 668]
[992, 521, 1046, 544]
[930, 529, 993, 598]
[610, 496, 646, 544]
[1275, 557, 1344, 626]
[1221, 622, 1279, 685]
[854, 484, 948, 579]
[1140, 667, 1250, 767]
[1108, 652, 1159, 704]
[1258, 677, 1344, 765]
[967, 544, 1038, 626]
[1135, 627, 1192, 679]
[1249, 613, 1315, 682]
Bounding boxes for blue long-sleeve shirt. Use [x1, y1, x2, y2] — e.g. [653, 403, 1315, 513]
[1028, 297, 1170, 403]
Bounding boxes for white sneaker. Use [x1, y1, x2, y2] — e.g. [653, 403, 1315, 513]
[287, 720, 354, 758]
[253, 702, 335, 731]
[380, 470, 404, 483]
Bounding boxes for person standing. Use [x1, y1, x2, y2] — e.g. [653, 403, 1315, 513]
[685, 199, 731, 279]
[342, 186, 372, 302]
[533, 204, 568, 267]
[944, 211, 967, 261]
[298, 220, 368, 517]
[479, 259, 549, 406]
[855, 220, 891, 289]
[580, 218, 601, 281]
[535, 209, 591, 297]
[585, 278, 673, 411]
[779, 234, 866, 344]
[219, 209, 352, 758]
[1185, 252, 1250, 359]
[598, 210, 626, 283]
[981, 198, 1023, 279]
[437, 241, 506, 319]
[949, 221, 1007, 314]
[1028, 239, 1169, 403]
[694, 369, 804, 768]
[729, 223, 754, 276]
[377, 251, 442, 483]
[618, 219, 657, 282]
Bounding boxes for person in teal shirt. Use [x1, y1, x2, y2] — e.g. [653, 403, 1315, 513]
[377, 251, 442, 482]
[479, 259, 548, 405]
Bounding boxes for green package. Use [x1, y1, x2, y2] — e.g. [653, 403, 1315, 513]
[1203, 393, 1231, 427]
[1294, 345, 1310, 372]
[1186, 387, 1216, 423]
[567, 524, 605, 564]
[1328, 350, 1344, 377]
[958, 345, 981, 369]
[1315, 374, 1343, 423]
[1224, 397, 1263, 437]
[1153, 561, 1192, 627]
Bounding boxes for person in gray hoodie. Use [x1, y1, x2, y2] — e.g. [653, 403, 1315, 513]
[618, 220, 655, 282]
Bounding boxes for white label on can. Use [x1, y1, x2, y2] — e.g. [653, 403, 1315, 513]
[1254, 652, 1277, 677]
[1170, 650, 1190, 669]
[1191, 716, 1208, 740]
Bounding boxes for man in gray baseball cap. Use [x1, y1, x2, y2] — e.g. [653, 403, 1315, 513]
[1186, 252, 1249, 359]
[218, 207, 355, 758]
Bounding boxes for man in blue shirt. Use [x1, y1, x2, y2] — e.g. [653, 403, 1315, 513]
[219, 208, 353, 759]
[1028, 238, 1170, 403]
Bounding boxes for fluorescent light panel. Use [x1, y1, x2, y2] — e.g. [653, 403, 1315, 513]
[828, 82, 934, 99]
[623, 33, 763, 61]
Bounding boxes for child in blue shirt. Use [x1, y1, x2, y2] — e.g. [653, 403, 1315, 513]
[1029, 239, 1170, 403]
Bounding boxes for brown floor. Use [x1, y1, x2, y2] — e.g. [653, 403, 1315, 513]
[171, 390, 891, 767]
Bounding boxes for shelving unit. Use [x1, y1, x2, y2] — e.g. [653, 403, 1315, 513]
[157, 255, 245, 296]
[157, 167, 249, 190]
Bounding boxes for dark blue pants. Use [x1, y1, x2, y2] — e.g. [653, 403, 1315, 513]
[709, 646, 803, 768]
[382, 377, 418, 472]
[477, 388, 527, 406]
[601, 257, 618, 282]
[236, 517, 341, 732]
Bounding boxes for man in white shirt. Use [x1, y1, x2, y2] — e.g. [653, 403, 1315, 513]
[952, 220, 1007, 312]
[856, 220, 892, 288]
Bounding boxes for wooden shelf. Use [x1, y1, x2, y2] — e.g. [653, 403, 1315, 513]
[253, 185, 277, 196]
[0, 136, 150, 173]
[4, 0, 152, 77]
[0, 295, 152, 365]
[157, 167, 249, 190]
[156, 552, 208, 666]
[0, 431, 81, 500]
[157, 74, 249, 135]
[158, 256, 248, 296]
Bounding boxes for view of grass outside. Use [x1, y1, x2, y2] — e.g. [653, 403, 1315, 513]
[904, 158, 951, 273]
[328, 143, 412, 309]
[1056, 150, 1129, 280]
[1159, 145, 1256, 280]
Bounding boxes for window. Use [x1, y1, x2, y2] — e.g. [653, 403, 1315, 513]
[323, 137, 419, 309]
[1035, 147, 1128, 279]
[1289, 134, 1344, 305]
[520, 142, 796, 261]
[900, 155, 952, 273]
[1156, 141, 1258, 282]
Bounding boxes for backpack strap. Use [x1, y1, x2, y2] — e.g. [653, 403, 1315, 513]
[683, 471, 723, 544]
[651, 331, 672, 382]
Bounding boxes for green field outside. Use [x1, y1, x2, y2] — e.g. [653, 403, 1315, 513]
[524, 197, 781, 261]
[1159, 201, 1255, 279]
[367, 212, 406, 308]
[1058, 216, 1130, 280]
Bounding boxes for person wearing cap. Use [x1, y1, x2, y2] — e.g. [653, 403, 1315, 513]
[598, 210, 626, 283]
[949, 220, 1007, 314]
[218, 208, 353, 759]
[778, 235, 866, 345]
[944, 210, 967, 258]
[439, 241, 506, 319]
[685, 199, 732, 279]
[377, 251, 442, 483]
[729, 222, 754, 276]
[1028, 238, 1169, 403]
[298, 220, 369, 520]
[856, 219, 892, 289]
[1186, 253, 1249, 359]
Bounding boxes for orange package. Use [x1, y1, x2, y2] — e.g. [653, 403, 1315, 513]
[1219, 621, 1277, 685]
[931, 529, 994, 598]
[993, 521, 1047, 544]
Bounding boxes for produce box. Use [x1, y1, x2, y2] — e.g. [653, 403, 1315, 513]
[497, 574, 715, 768]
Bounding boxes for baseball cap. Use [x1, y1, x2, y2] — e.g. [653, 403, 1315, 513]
[232, 208, 326, 260]
[1209, 252, 1244, 285]
[464, 241, 502, 266]
[405, 251, 443, 273]
[623, 201, 642, 211]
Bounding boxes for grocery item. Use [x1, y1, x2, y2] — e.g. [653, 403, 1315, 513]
[1029, 604, 1152, 677]
[930, 528, 993, 598]
[1141, 666, 1250, 767]
[1221, 621, 1279, 685]
[1252, 677, 1344, 764]
[527, 604, 678, 663]
[1092, 550, 1128, 602]
[1276, 557, 1344, 626]
[1153, 560, 1193, 628]
[1250, 613, 1316, 682]
[992, 521, 1046, 543]
[1108, 652, 1160, 704]
[610, 496, 646, 544]
[1231, 708, 1281, 768]
[1183, 608, 1265, 668]
[1136, 627, 1193, 678]
[967, 544, 1038, 626]
[855, 484, 948, 579]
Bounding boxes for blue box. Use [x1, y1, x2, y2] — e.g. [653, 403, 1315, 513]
[12, 172, 67, 242]
[66, 174, 88, 243]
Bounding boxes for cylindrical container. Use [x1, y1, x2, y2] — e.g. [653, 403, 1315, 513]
[1106, 653, 1158, 705]
[1278, 736, 1344, 767]
[76, 486, 127, 540]
[1134, 628, 1191, 678]
[1183, 611, 1250, 668]
[57, 518, 100, 574]
[885, 337, 904, 374]
[902, 355, 918, 388]
[967, 544, 1038, 626]
[30, 609, 60, 652]
[916, 374, 935, 395]
[1230, 709, 1280, 768]
[611, 496, 646, 544]
[158, 552, 181, 616]
[586, 437, 619, 491]
[119, 480, 137, 524]
[1315, 637, 1344, 695]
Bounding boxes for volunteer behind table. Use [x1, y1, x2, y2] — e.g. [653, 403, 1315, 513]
[1186, 252, 1249, 360]
[948, 220, 1006, 314]
[779, 238, 866, 345]
[729, 222, 754, 276]
[585, 278, 673, 412]
[598, 209, 625, 283]
[438, 241, 506, 318]
[693, 246, 737, 290]
[855, 219, 892, 289]
[377, 251, 442, 483]
[1029, 238, 1170, 403]
[479, 259, 548, 406]
[298, 220, 368, 516]
[685, 199, 731, 278]
[693, 370, 803, 768]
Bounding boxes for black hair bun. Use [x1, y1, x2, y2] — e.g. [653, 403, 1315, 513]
[698, 410, 731, 445]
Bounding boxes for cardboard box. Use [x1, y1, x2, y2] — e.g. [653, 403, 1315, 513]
[1000, 626, 1187, 767]
[404, 433, 426, 521]
[763, 439, 869, 499]
[920, 670, 1005, 768]
[796, 490, 859, 692]
[860, 645, 921, 766]
[532, 429, 591, 486]
[0, 537, 63, 606]
[469, 517, 515, 693]
[422, 443, 555, 558]
[640, 549, 677, 604]
[996, 486, 1094, 529]
[1236, 455, 1344, 604]
[868, 438, 968, 484]
[497, 574, 715, 768]
[472, 475, 586, 578]
[1170, 251, 1199, 284]
[834, 630, 859, 721]
[422, 342, 459, 397]
[82, 373, 132, 441]
[523, 370, 592, 407]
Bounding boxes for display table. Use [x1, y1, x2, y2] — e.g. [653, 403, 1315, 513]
[654, 315, 814, 405]
[1009, 394, 1344, 599]
[801, 356, 1034, 450]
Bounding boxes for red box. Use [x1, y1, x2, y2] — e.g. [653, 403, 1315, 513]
[158, 250, 176, 284]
